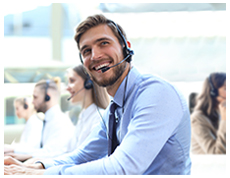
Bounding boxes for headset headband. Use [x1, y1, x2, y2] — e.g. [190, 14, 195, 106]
[45, 80, 50, 101]
[208, 75, 218, 97]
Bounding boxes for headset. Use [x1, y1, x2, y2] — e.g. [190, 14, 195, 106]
[79, 19, 134, 73]
[44, 80, 51, 102]
[108, 20, 134, 63]
[208, 75, 218, 97]
[84, 76, 93, 90]
[77, 19, 134, 144]
[67, 72, 93, 101]
[23, 98, 28, 109]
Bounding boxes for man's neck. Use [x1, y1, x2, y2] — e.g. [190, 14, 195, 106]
[45, 102, 57, 113]
[106, 63, 130, 97]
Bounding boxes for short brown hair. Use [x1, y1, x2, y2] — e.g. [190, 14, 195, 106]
[35, 77, 61, 94]
[74, 14, 127, 50]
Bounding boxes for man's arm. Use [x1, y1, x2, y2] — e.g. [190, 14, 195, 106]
[41, 121, 109, 171]
[44, 82, 187, 175]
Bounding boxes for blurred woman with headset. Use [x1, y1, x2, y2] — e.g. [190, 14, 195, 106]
[22, 65, 110, 163]
[191, 72, 226, 154]
[4, 97, 43, 153]
[66, 65, 110, 150]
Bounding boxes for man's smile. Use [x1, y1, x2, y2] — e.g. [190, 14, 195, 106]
[91, 60, 112, 72]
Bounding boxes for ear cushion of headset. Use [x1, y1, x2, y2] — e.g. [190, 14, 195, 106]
[45, 95, 50, 101]
[24, 104, 28, 109]
[84, 79, 93, 90]
[210, 90, 218, 97]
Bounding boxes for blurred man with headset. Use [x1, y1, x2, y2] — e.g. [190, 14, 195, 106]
[5, 78, 74, 162]
[4, 14, 191, 175]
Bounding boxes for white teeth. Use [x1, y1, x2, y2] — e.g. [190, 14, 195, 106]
[95, 63, 109, 70]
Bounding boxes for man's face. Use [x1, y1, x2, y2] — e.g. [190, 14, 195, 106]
[32, 86, 47, 113]
[79, 24, 126, 87]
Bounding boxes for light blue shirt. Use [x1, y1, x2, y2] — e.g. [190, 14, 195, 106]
[42, 67, 191, 175]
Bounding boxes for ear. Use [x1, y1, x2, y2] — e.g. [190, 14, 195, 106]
[127, 41, 131, 48]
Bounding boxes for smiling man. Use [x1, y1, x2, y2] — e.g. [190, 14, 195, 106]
[78, 23, 130, 92]
[4, 14, 191, 175]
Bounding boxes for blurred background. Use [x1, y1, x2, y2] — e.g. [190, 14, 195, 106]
[2, 2, 227, 175]
[3, 3, 226, 135]
[3, 2, 226, 124]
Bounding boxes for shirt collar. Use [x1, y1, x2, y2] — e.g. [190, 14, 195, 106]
[113, 67, 140, 108]
[45, 104, 61, 121]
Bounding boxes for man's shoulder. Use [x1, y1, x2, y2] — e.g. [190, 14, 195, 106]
[132, 68, 187, 107]
[129, 67, 184, 100]
[134, 70, 170, 90]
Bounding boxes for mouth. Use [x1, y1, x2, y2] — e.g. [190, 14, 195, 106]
[69, 91, 75, 98]
[92, 61, 111, 71]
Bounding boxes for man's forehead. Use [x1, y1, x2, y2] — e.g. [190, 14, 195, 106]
[33, 86, 43, 94]
[79, 24, 117, 49]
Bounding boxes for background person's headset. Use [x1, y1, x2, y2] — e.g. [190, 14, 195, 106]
[45, 80, 51, 102]
[208, 75, 218, 97]
[84, 75, 93, 90]
[23, 98, 28, 109]
[67, 71, 93, 101]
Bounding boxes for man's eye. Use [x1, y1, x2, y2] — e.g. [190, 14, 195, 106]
[83, 49, 91, 55]
[101, 41, 109, 45]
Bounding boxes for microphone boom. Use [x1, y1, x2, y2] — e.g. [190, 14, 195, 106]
[101, 54, 131, 73]
[67, 87, 84, 101]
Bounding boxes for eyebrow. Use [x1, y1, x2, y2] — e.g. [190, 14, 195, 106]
[80, 37, 112, 53]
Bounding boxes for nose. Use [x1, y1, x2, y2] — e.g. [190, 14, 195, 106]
[91, 46, 103, 61]
[66, 84, 71, 91]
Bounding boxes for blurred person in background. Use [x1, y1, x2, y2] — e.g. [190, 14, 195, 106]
[4, 97, 43, 153]
[5, 77, 75, 161]
[66, 65, 110, 150]
[191, 72, 226, 154]
[9, 65, 109, 165]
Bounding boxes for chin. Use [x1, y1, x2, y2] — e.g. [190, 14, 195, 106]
[71, 98, 80, 104]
